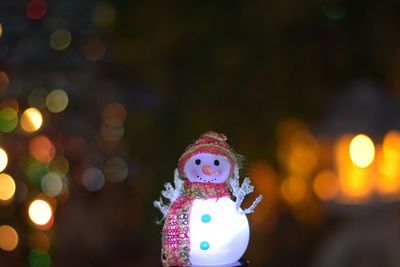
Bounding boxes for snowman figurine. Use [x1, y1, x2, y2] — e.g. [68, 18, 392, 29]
[154, 131, 263, 267]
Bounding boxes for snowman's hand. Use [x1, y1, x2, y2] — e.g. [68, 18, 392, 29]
[153, 197, 169, 219]
[234, 177, 255, 209]
[242, 195, 263, 214]
[161, 170, 184, 203]
[161, 182, 176, 202]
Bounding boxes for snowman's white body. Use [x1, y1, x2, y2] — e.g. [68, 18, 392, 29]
[189, 196, 249, 266]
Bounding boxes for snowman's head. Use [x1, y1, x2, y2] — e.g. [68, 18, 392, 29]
[183, 153, 233, 183]
[178, 131, 238, 183]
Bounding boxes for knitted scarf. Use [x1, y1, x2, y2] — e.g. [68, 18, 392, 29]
[161, 181, 230, 267]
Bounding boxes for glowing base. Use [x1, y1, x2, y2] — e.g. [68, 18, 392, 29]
[189, 197, 250, 266]
[191, 259, 249, 267]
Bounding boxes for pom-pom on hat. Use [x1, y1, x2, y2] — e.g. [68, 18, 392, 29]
[178, 131, 237, 178]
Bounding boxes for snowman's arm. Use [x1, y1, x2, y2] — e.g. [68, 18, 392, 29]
[242, 195, 263, 214]
[153, 197, 169, 218]
[229, 174, 263, 213]
[153, 169, 184, 222]
[229, 177, 254, 209]
[160, 169, 183, 203]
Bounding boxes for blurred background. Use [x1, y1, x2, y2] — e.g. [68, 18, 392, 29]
[1, 0, 400, 266]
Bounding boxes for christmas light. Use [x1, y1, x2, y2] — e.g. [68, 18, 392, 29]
[104, 157, 128, 183]
[46, 89, 69, 113]
[349, 134, 375, 168]
[0, 107, 18, 132]
[0, 147, 8, 172]
[41, 173, 63, 197]
[28, 199, 53, 226]
[29, 136, 56, 164]
[0, 173, 16, 201]
[82, 167, 105, 192]
[20, 107, 43, 133]
[49, 29, 72, 51]
[0, 225, 19, 251]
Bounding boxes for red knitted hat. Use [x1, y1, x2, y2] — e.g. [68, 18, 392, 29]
[178, 131, 237, 177]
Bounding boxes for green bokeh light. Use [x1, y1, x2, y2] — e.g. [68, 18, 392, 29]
[0, 107, 18, 132]
[322, 5, 346, 20]
[29, 249, 51, 267]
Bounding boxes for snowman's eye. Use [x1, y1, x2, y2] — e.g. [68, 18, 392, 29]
[214, 160, 220, 166]
[195, 159, 201, 165]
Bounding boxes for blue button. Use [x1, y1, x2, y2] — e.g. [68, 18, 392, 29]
[200, 241, 210, 250]
[201, 214, 211, 223]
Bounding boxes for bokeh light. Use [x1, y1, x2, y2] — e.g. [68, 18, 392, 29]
[22, 156, 48, 186]
[349, 134, 375, 168]
[41, 173, 63, 197]
[28, 88, 48, 109]
[46, 89, 69, 113]
[280, 176, 307, 205]
[0, 173, 16, 201]
[377, 131, 400, 195]
[83, 39, 106, 61]
[0, 97, 19, 113]
[0, 147, 8, 172]
[29, 136, 56, 164]
[0, 71, 9, 92]
[29, 249, 51, 267]
[28, 199, 53, 226]
[101, 124, 124, 142]
[82, 167, 105, 191]
[28, 231, 50, 251]
[322, 4, 346, 20]
[92, 4, 116, 28]
[0, 23, 3, 39]
[26, 0, 47, 20]
[104, 157, 128, 183]
[20, 107, 43, 133]
[49, 155, 69, 177]
[0, 107, 18, 132]
[313, 170, 339, 201]
[0, 225, 18, 251]
[103, 102, 127, 127]
[336, 135, 374, 200]
[49, 29, 72, 51]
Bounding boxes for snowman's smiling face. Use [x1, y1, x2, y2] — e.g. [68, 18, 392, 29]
[184, 153, 232, 183]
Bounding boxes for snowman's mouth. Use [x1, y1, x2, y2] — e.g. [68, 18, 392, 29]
[197, 175, 217, 182]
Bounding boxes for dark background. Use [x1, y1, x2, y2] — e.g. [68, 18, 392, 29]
[1, 0, 400, 266]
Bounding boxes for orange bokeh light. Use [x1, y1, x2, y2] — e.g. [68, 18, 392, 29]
[29, 136, 56, 164]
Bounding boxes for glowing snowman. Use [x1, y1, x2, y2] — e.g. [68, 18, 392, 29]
[154, 132, 263, 267]
[184, 152, 249, 266]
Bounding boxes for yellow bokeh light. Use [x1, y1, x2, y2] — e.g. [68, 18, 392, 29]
[20, 108, 43, 133]
[0, 173, 16, 201]
[280, 176, 307, 205]
[0, 147, 8, 172]
[0, 23, 3, 38]
[49, 28, 72, 51]
[46, 89, 68, 113]
[313, 170, 339, 201]
[376, 131, 400, 195]
[349, 134, 375, 168]
[0, 225, 18, 251]
[336, 135, 374, 201]
[28, 199, 52, 226]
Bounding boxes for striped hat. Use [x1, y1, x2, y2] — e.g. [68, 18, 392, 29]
[178, 131, 237, 177]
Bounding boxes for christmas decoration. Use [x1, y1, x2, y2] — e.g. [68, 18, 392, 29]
[154, 131, 263, 267]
